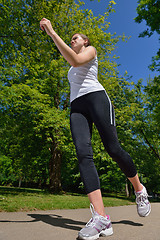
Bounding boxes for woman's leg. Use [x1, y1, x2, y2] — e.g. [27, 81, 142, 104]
[128, 174, 143, 192]
[70, 111, 107, 216]
[70, 95, 109, 218]
[88, 189, 106, 217]
[87, 91, 144, 193]
[88, 91, 138, 180]
[87, 91, 150, 217]
[70, 111, 100, 193]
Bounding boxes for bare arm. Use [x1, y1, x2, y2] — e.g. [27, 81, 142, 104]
[40, 18, 96, 67]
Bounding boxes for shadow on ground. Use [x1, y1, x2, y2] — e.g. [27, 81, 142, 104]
[0, 213, 143, 231]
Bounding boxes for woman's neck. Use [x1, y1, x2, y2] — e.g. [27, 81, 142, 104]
[74, 46, 86, 54]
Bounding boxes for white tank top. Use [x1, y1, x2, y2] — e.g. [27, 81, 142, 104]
[68, 56, 105, 102]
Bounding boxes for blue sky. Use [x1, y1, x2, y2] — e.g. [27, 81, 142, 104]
[81, 0, 159, 84]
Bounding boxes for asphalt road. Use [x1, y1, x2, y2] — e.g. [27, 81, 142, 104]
[0, 203, 159, 240]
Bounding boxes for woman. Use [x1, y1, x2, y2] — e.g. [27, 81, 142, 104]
[40, 18, 151, 240]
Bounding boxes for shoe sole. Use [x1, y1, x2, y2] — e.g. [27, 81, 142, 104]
[78, 227, 113, 240]
[138, 204, 151, 217]
[100, 227, 113, 236]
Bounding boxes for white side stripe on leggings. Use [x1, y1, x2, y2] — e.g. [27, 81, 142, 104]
[105, 91, 115, 126]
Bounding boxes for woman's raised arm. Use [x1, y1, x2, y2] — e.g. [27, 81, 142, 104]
[40, 18, 96, 67]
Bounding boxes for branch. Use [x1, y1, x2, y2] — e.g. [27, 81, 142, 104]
[139, 128, 160, 160]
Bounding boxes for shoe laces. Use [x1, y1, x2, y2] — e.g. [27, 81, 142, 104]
[136, 192, 148, 206]
[86, 217, 96, 227]
[85, 204, 104, 228]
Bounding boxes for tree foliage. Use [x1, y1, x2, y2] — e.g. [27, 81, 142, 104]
[1, 0, 125, 192]
[0, 0, 159, 194]
[135, 0, 160, 37]
[134, 1, 160, 192]
[135, 0, 160, 71]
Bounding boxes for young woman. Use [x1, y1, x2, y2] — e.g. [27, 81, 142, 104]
[40, 18, 151, 240]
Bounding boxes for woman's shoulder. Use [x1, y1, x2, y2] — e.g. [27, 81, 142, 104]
[86, 46, 97, 54]
[83, 46, 97, 61]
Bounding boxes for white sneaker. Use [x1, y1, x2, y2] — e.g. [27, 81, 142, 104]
[78, 204, 113, 240]
[135, 185, 151, 217]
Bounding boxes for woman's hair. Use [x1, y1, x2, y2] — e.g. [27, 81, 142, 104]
[72, 33, 91, 47]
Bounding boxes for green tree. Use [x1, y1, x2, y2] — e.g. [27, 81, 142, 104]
[0, 153, 15, 185]
[1, 0, 127, 192]
[129, 79, 160, 192]
[135, 0, 160, 36]
[2, 0, 156, 194]
[135, 0, 160, 71]
[134, 0, 160, 193]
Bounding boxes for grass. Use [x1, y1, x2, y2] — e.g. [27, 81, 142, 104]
[0, 186, 135, 212]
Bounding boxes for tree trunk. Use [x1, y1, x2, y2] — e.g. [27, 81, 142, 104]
[49, 140, 62, 193]
[125, 180, 129, 197]
[18, 178, 22, 188]
[140, 128, 160, 160]
[125, 179, 132, 197]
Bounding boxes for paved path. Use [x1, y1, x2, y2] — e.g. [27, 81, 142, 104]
[0, 203, 159, 240]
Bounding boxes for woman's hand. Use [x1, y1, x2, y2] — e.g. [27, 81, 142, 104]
[39, 18, 96, 67]
[40, 18, 55, 37]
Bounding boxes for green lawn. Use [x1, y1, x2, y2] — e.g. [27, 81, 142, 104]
[0, 186, 135, 212]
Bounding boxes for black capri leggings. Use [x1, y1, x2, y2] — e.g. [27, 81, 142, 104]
[70, 90, 137, 194]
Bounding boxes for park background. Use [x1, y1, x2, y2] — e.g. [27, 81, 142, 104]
[0, 0, 160, 203]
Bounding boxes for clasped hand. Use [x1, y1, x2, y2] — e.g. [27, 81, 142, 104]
[40, 18, 55, 36]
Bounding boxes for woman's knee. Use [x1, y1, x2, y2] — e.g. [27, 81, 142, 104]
[75, 141, 93, 162]
[106, 143, 123, 159]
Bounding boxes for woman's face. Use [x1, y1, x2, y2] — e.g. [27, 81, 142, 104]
[71, 34, 86, 52]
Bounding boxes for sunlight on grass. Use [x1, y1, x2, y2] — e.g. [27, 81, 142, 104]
[0, 186, 134, 212]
